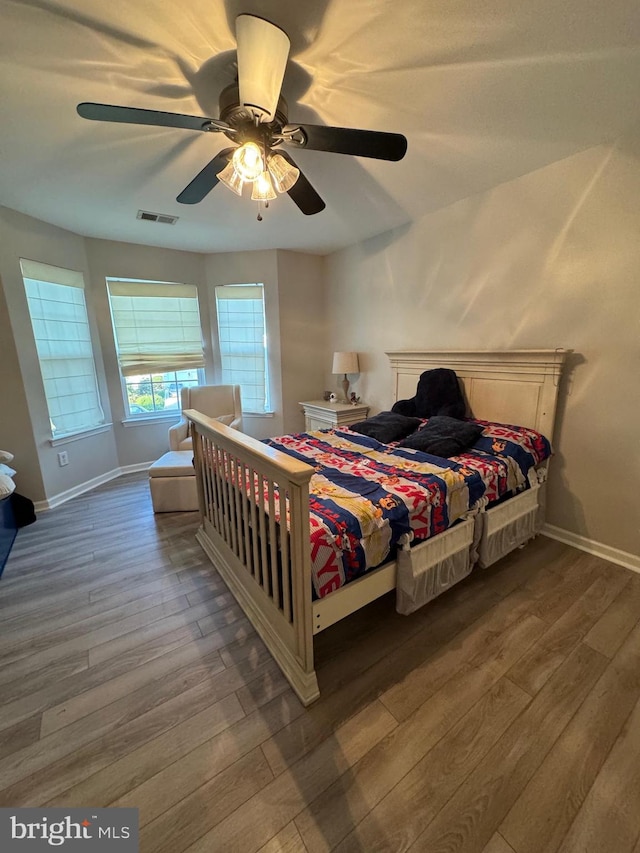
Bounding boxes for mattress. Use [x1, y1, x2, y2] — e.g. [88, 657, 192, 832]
[264, 419, 551, 599]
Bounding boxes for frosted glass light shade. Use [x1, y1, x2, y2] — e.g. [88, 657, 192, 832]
[217, 161, 244, 196]
[332, 351, 359, 375]
[232, 142, 264, 181]
[251, 170, 277, 201]
[268, 153, 300, 193]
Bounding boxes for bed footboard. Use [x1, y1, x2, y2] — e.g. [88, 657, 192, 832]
[186, 410, 319, 706]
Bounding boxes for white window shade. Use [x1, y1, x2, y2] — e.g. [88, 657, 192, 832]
[215, 284, 269, 414]
[107, 280, 204, 376]
[20, 259, 104, 439]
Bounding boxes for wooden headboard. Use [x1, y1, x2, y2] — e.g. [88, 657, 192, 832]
[386, 349, 567, 439]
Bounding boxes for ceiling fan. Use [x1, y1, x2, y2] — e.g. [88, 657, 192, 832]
[77, 14, 408, 218]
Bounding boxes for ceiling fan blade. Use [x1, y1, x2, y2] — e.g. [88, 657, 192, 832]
[278, 152, 325, 216]
[236, 14, 290, 123]
[176, 148, 235, 204]
[284, 124, 407, 161]
[77, 102, 229, 133]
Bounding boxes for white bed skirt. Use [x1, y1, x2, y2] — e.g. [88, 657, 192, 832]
[396, 517, 475, 615]
[396, 483, 545, 613]
[478, 483, 543, 568]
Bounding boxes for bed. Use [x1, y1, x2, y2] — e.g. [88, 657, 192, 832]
[187, 349, 567, 705]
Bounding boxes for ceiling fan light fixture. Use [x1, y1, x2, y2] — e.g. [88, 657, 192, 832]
[232, 141, 264, 181]
[251, 170, 277, 201]
[77, 13, 406, 218]
[268, 153, 300, 193]
[217, 160, 244, 196]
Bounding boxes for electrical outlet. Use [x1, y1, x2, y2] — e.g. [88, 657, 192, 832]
[57, 450, 69, 467]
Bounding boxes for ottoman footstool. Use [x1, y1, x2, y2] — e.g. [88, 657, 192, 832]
[149, 450, 198, 512]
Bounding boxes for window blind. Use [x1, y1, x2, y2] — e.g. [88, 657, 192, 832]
[20, 259, 104, 438]
[215, 284, 269, 414]
[107, 280, 205, 376]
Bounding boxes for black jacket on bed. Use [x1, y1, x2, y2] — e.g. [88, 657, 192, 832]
[391, 368, 466, 420]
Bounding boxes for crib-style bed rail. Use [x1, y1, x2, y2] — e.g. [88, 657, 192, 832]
[186, 409, 320, 704]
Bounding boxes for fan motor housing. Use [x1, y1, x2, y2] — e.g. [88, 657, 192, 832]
[219, 84, 288, 144]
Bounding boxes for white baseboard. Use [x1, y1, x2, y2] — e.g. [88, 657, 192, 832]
[543, 523, 640, 574]
[35, 462, 153, 512]
[119, 463, 153, 476]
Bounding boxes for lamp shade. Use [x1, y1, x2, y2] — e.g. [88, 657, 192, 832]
[268, 153, 300, 193]
[217, 161, 244, 196]
[332, 351, 359, 375]
[232, 142, 264, 181]
[251, 170, 277, 201]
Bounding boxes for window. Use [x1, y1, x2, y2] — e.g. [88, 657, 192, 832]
[215, 284, 269, 414]
[122, 369, 200, 416]
[21, 259, 104, 439]
[107, 279, 205, 417]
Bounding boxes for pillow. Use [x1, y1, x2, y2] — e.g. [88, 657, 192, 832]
[349, 412, 422, 444]
[398, 416, 484, 457]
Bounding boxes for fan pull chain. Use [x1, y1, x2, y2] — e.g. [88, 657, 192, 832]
[256, 199, 270, 221]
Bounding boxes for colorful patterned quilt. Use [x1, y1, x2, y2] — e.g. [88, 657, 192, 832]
[451, 419, 551, 503]
[265, 420, 551, 599]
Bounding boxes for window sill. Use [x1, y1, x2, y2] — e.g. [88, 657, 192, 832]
[121, 414, 181, 428]
[49, 423, 113, 446]
[243, 411, 275, 418]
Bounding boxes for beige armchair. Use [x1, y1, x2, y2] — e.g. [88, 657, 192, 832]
[168, 384, 242, 451]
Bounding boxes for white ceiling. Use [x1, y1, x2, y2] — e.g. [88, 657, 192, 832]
[1, 0, 639, 255]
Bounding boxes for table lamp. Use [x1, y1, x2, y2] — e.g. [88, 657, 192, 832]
[332, 351, 359, 402]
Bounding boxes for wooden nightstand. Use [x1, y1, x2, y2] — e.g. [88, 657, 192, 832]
[300, 400, 370, 432]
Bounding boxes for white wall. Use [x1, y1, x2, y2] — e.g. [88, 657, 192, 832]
[276, 250, 327, 434]
[325, 135, 640, 560]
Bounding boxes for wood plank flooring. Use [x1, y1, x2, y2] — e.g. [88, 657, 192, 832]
[1, 472, 639, 852]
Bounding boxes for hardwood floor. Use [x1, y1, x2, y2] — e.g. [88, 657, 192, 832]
[1, 472, 640, 852]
